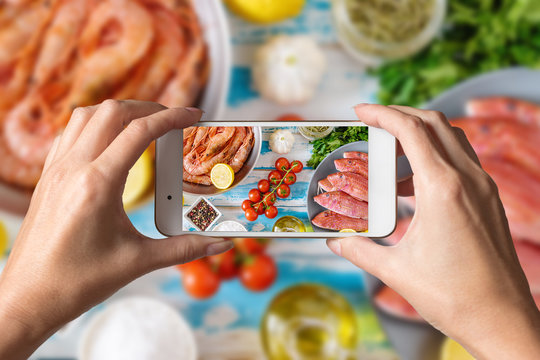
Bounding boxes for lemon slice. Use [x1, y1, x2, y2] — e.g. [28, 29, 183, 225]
[224, 0, 306, 24]
[211, 163, 235, 189]
[123, 149, 153, 210]
[0, 221, 8, 256]
[440, 338, 475, 360]
[339, 229, 357, 233]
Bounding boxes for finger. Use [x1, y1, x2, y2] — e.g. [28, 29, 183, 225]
[453, 127, 481, 166]
[95, 107, 202, 176]
[55, 105, 99, 158]
[397, 176, 415, 197]
[397, 140, 404, 157]
[389, 105, 477, 170]
[327, 237, 392, 279]
[74, 100, 168, 160]
[355, 104, 447, 179]
[142, 235, 234, 270]
[42, 135, 61, 172]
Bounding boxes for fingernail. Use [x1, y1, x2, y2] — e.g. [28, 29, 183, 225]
[327, 239, 342, 256]
[205, 240, 234, 256]
[354, 103, 369, 109]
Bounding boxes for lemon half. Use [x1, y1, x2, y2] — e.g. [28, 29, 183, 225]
[123, 149, 153, 210]
[440, 338, 475, 360]
[211, 163, 235, 189]
[0, 221, 8, 256]
[339, 229, 357, 233]
[225, 0, 306, 24]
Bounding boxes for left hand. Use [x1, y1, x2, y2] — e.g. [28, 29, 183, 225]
[0, 100, 233, 360]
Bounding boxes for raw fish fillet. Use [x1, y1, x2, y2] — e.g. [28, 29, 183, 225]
[314, 191, 368, 219]
[514, 241, 540, 294]
[452, 117, 540, 180]
[373, 285, 424, 322]
[480, 158, 540, 245]
[327, 172, 368, 202]
[318, 178, 335, 192]
[334, 159, 368, 177]
[344, 151, 369, 161]
[466, 97, 540, 127]
[312, 210, 367, 231]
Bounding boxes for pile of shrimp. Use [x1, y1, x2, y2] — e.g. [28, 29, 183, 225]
[0, 0, 209, 188]
[183, 127, 255, 185]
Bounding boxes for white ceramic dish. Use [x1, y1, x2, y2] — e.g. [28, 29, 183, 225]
[184, 197, 223, 232]
[0, 0, 231, 217]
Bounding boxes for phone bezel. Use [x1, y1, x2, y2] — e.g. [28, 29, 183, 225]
[155, 121, 396, 238]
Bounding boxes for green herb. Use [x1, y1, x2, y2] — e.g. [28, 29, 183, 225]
[307, 127, 368, 168]
[371, 0, 540, 107]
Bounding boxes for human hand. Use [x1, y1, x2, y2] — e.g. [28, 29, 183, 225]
[0, 100, 233, 360]
[327, 104, 540, 359]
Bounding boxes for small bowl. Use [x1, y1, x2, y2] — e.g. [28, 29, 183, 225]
[184, 196, 222, 231]
[212, 220, 247, 232]
[331, 0, 447, 66]
[183, 127, 262, 196]
[298, 126, 335, 141]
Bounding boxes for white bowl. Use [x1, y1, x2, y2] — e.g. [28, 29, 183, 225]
[184, 196, 223, 231]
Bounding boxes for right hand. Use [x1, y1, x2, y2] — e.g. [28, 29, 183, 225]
[327, 104, 540, 359]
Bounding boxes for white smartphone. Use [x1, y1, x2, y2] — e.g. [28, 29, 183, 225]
[155, 122, 396, 238]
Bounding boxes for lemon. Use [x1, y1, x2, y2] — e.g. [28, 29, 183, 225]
[224, 0, 306, 24]
[440, 338, 475, 360]
[0, 221, 8, 256]
[339, 229, 357, 233]
[211, 163, 235, 189]
[123, 149, 153, 210]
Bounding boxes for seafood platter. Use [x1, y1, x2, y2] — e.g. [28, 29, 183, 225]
[0, 0, 230, 214]
[181, 125, 370, 234]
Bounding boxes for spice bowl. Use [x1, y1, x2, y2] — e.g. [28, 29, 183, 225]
[184, 197, 222, 232]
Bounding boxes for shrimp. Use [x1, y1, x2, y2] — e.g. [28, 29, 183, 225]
[3, 95, 57, 166]
[203, 127, 235, 161]
[0, 126, 43, 188]
[185, 128, 246, 176]
[229, 127, 254, 173]
[32, 0, 93, 86]
[65, 0, 154, 110]
[183, 166, 211, 185]
[183, 127, 196, 155]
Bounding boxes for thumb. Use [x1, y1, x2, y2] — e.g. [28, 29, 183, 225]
[327, 237, 393, 279]
[143, 235, 234, 270]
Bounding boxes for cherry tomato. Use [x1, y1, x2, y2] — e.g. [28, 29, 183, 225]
[290, 160, 303, 173]
[268, 170, 282, 185]
[245, 207, 258, 221]
[208, 249, 238, 280]
[234, 238, 270, 254]
[242, 199, 253, 212]
[283, 172, 296, 185]
[276, 184, 290, 198]
[275, 157, 290, 172]
[258, 179, 270, 193]
[182, 260, 220, 299]
[276, 114, 304, 121]
[175, 258, 204, 272]
[265, 206, 278, 219]
[262, 192, 276, 207]
[253, 202, 265, 215]
[240, 254, 278, 292]
[248, 189, 261, 202]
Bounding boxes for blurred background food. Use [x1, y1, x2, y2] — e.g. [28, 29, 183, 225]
[2, 0, 540, 359]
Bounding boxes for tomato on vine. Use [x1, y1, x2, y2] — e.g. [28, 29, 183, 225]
[258, 179, 270, 193]
[245, 207, 258, 221]
[265, 206, 278, 219]
[248, 189, 261, 202]
[268, 170, 282, 185]
[242, 199, 253, 211]
[283, 172, 296, 185]
[290, 160, 303, 173]
[275, 157, 290, 172]
[276, 184, 290, 198]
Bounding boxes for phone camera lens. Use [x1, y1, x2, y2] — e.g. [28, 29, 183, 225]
[167, 195, 172, 200]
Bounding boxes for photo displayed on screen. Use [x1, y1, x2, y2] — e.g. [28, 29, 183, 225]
[182, 125, 368, 233]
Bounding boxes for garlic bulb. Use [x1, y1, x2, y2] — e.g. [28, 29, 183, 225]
[253, 35, 326, 105]
[269, 129, 295, 154]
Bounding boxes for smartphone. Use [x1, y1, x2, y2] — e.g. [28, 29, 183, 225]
[155, 122, 396, 238]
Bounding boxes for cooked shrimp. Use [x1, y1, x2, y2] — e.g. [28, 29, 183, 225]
[185, 128, 246, 176]
[0, 126, 43, 188]
[33, 0, 93, 85]
[66, 0, 154, 109]
[183, 127, 196, 155]
[229, 127, 254, 173]
[3, 95, 57, 166]
[203, 127, 235, 160]
[183, 166, 211, 185]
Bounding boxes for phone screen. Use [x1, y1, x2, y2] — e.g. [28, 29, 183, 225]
[182, 125, 368, 234]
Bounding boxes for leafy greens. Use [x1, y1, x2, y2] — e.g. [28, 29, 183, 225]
[307, 127, 368, 168]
